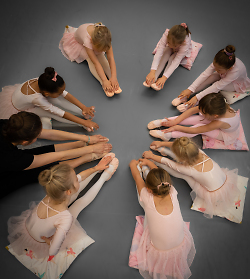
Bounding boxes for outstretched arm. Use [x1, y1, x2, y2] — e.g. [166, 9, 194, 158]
[129, 159, 147, 195]
[106, 46, 119, 90]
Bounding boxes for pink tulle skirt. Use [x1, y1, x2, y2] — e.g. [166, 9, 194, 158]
[190, 168, 240, 218]
[7, 202, 90, 259]
[129, 216, 196, 279]
[59, 26, 86, 63]
[0, 84, 22, 119]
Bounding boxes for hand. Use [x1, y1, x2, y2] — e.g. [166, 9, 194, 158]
[83, 120, 99, 132]
[102, 80, 113, 93]
[178, 89, 192, 100]
[129, 159, 139, 168]
[145, 70, 156, 86]
[88, 135, 109, 145]
[82, 106, 95, 119]
[162, 125, 180, 133]
[142, 150, 154, 159]
[95, 155, 113, 171]
[185, 96, 198, 109]
[41, 235, 54, 246]
[150, 141, 163, 150]
[155, 76, 167, 89]
[138, 158, 150, 166]
[161, 117, 176, 127]
[109, 77, 119, 91]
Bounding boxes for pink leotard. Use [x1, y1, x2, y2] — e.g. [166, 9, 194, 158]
[140, 187, 184, 250]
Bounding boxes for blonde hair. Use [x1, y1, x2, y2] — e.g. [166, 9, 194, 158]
[171, 137, 199, 165]
[168, 24, 191, 46]
[146, 168, 172, 198]
[91, 22, 111, 52]
[38, 164, 75, 202]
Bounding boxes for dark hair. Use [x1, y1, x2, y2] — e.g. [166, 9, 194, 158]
[168, 24, 191, 45]
[214, 45, 236, 69]
[38, 67, 65, 94]
[2, 112, 42, 144]
[198, 92, 232, 116]
[145, 168, 172, 198]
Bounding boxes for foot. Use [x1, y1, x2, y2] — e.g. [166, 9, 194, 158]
[102, 157, 119, 181]
[149, 130, 171, 141]
[150, 83, 162, 91]
[172, 97, 187, 107]
[91, 143, 113, 160]
[177, 103, 189, 112]
[147, 119, 167, 130]
[114, 87, 122, 94]
[143, 81, 151, 88]
[104, 88, 115, 97]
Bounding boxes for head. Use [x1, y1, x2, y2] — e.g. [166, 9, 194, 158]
[38, 67, 65, 98]
[213, 45, 236, 74]
[2, 111, 42, 145]
[39, 164, 79, 203]
[171, 137, 199, 166]
[145, 168, 172, 198]
[167, 23, 191, 49]
[91, 22, 111, 52]
[198, 92, 229, 120]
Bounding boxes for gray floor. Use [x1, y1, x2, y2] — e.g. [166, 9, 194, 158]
[1, 0, 250, 278]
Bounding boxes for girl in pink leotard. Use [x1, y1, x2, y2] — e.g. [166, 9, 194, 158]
[59, 23, 121, 97]
[173, 45, 250, 111]
[145, 137, 240, 220]
[143, 23, 192, 91]
[7, 155, 119, 259]
[129, 158, 195, 279]
[148, 93, 241, 146]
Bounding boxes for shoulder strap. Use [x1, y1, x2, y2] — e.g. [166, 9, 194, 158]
[41, 198, 61, 217]
[27, 79, 38, 95]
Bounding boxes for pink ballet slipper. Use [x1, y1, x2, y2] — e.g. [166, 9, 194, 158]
[149, 130, 171, 141]
[147, 119, 165, 130]
[114, 87, 122, 94]
[150, 83, 162, 91]
[172, 96, 187, 107]
[103, 157, 119, 181]
[97, 153, 116, 172]
[143, 81, 151, 88]
[177, 103, 189, 112]
[104, 88, 115, 97]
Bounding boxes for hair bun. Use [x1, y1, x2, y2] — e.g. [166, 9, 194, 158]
[39, 169, 53, 187]
[44, 67, 55, 79]
[225, 45, 235, 54]
[9, 114, 24, 130]
[179, 137, 190, 147]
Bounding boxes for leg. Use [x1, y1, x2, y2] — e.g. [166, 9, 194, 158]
[221, 82, 235, 92]
[86, 57, 103, 84]
[48, 95, 82, 116]
[154, 47, 173, 80]
[96, 54, 111, 79]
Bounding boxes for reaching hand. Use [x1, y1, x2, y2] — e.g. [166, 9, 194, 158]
[142, 150, 154, 159]
[83, 120, 99, 132]
[150, 141, 163, 150]
[41, 235, 54, 246]
[155, 76, 167, 89]
[88, 135, 109, 145]
[102, 80, 113, 92]
[146, 71, 155, 86]
[82, 106, 95, 119]
[96, 155, 113, 171]
[185, 96, 198, 109]
[178, 89, 192, 100]
[109, 77, 119, 91]
[162, 125, 180, 133]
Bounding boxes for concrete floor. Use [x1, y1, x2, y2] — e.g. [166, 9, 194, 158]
[0, 0, 250, 278]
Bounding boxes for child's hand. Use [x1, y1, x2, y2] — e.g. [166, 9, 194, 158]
[129, 159, 139, 168]
[150, 141, 163, 150]
[155, 76, 167, 89]
[84, 120, 99, 132]
[82, 106, 95, 119]
[138, 158, 150, 166]
[102, 80, 113, 92]
[88, 135, 109, 145]
[146, 71, 156, 85]
[95, 155, 113, 171]
[142, 150, 154, 159]
[185, 96, 198, 109]
[41, 235, 54, 246]
[162, 125, 180, 133]
[110, 77, 119, 91]
[161, 117, 176, 127]
[178, 89, 192, 99]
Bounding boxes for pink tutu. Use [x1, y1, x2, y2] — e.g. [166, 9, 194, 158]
[7, 201, 91, 259]
[0, 84, 22, 119]
[190, 168, 240, 218]
[59, 26, 86, 63]
[129, 216, 196, 279]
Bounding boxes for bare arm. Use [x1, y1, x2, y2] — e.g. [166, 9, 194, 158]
[142, 151, 164, 164]
[106, 46, 117, 80]
[39, 129, 89, 142]
[129, 159, 146, 195]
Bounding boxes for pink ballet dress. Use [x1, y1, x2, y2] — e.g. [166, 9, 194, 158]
[7, 196, 92, 259]
[160, 150, 240, 218]
[59, 23, 104, 63]
[129, 187, 196, 279]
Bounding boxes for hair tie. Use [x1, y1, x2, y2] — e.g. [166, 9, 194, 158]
[180, 23, 187, 29]
[52, 72, 58, 82]
[224, 49, 233, 60]
[94, 22, 105, 27]
[157, 182, 171, 190]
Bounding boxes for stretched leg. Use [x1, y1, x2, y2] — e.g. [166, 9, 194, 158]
[154, 47, 173, 80]
[96, 54, 111, 79]
[221, 82, 235, 92]
[48, 95, 82, 116]
[86, 57, 103, 84]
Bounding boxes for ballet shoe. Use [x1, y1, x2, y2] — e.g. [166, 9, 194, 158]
[104, 88, 115, 97]
[172, 96, 187, 107]
[114, 87, 122, 94]
[149, 130, 171, 141]
[98, 153, 116, 172]
[143, 81, 151, 88]
[177, 103, 189, 112]
[150, 83, 162, 91]
[103, 157, 119, 181]
[147, 119, 163, 130]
